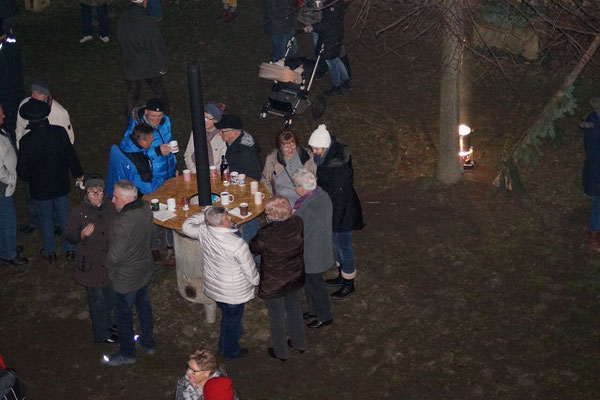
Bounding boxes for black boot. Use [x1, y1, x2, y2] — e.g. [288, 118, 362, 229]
[325, 266, 343, 287]
[330, 278, 355, 300]
[324, 86, 342, 96]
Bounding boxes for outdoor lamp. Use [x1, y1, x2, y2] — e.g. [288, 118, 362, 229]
[458, 124, 475, 169]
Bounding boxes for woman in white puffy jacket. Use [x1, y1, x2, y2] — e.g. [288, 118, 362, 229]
[182, 206, 259, 361]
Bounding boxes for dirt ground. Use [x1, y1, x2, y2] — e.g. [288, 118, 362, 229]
[1, 1, 599, 399]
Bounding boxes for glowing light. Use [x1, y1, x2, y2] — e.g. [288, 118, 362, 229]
[458, 124, 471, 136]
[134, 334, 140, 341]
[102, 355, 109, 363]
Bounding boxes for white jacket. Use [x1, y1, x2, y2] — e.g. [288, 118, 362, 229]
[182, 212, 259, 304]
[184, 128, 227, 173]
[0, 130, 17, 197]
[16, 97, 75, 148]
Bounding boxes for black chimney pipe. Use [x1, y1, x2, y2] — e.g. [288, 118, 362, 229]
[187, 62, 212, 206]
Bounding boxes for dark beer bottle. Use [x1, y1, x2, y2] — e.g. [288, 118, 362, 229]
[220, 155, 230, 181]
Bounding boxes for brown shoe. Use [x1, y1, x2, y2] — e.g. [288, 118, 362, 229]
[163, 246, 176, 266]
[151, 249, 162, 263]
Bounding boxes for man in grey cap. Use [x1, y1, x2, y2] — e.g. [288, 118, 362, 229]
[117, 0, 169, 116]
[17, 98, 84, 264]
[15, 77, 75, 234]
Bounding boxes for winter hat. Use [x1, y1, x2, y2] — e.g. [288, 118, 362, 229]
[203, 377, 235, 400]
[205, 103, 225, 122]
[145, 98, 165, 112]
[84, 173, 105, 190]
[19, 98, 50, 121]
[215, 114, 243, 130]
[31, 77, 50, 97]
[308, 124, 331, 148]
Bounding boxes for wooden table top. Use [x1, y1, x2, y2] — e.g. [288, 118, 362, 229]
[143, 174, 270, 230]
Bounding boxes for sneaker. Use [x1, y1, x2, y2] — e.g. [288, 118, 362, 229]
[104, 353, 136, 366]
[95, 333, 119, 344]
[324, 86, 342, 96]
[342, 79, 353, 90]
[135, 340, 156, 356]
[0, 254, 28, 266]
[39, 250, 58, 265]
[65, 251, 75, 262]
[100, 36, 109, 43]
[79, 35, 93, 43]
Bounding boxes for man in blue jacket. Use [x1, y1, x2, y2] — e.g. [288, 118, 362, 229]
[124, 98, 176, 183]
[107, 123, 164, 198]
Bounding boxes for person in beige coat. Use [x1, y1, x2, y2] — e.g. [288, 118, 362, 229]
[260, 130, 316, 207]
[184, 103, 227, 172]
[182, 206, 259, 361]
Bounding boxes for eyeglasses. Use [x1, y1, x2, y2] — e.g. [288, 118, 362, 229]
[204, 117, 215, 121]
[220, 129, 234, 134]
[187, 365, 204, 375]
[87, 189, 104, 196]
[281, 142, 296, 149]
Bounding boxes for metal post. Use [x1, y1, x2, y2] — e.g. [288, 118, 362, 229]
[187, 62, 212, 206]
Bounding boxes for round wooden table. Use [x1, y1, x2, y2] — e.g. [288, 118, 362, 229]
[143, 174, 269, 230]
[143, 174, 270, 323]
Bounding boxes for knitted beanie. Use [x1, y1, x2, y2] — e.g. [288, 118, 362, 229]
[203, 377, 235, 400]
[308, 124, 331, 148]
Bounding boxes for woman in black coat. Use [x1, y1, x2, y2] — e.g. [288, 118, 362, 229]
[249, 196, 306, 361]
[308, 124, 364, 300]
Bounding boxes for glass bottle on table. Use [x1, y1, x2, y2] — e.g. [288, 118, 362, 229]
[220, 155, 230, 181]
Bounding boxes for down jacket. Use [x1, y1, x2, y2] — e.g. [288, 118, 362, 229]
[182, 212, 259, 305]
[124, 106, 176, 182]
[106, 134, 165, 197]
[105, 198, 154, 294]
[315, 136, 364, 232]
[65, 194, 117, 288]
[249, 215, 305, 299]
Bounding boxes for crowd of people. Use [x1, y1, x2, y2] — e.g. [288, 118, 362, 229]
[0, 0, 363, 398]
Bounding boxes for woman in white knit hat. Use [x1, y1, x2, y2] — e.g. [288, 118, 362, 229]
[307, 124, 364, 299]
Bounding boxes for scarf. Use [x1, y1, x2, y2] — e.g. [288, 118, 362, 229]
[292, 189, 317, 213]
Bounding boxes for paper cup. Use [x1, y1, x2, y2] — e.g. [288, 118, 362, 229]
[167, 197, 177, 211]
[151, 199, 159, 211]
[250, 181, 259, 194]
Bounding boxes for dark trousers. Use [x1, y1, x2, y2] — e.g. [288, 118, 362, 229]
[126, 76, 169, 116]
[115, 285, 154, 358]
[81, 3, 109, 37]
[264, 289, 305, 359]
[85, 285, 115, 342]
[216, 302, 245, 359]
[24, 183, 39, 227]
[304, 273, 332, 322]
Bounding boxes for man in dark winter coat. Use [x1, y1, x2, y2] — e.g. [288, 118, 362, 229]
[215, 114, 262, 244]
[262, 0, 297, 62]
[17, 99, 84, 264]
[104, 180, 155, 366]
[582, 97, 600, 252]
[308, 124, 364, 300]
[117, 0, 168, 115]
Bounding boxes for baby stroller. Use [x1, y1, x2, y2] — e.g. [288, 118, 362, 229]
[259, 35, 326, 128]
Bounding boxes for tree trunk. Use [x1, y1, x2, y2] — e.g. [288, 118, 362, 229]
[436, 0, 464, 184]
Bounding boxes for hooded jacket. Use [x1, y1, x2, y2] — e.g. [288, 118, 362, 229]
[124, 106, 177, 182]
[315, 136, 364, 232]
[106, 134, 165, 197]
[182, 212, 259, 305]
[225, 131, 262, 181]
[105, 198, 154, 294]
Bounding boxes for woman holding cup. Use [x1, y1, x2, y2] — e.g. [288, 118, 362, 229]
[184, 103, 227, 173]
[260, 130, 316, 207]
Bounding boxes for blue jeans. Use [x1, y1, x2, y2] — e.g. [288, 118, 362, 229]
[0, 196, 17, 260]
[332, 231, 355, 276]
[115, 285, 154, 358]
[216, 302, 245, 359]
[36, 193, 73, 256]
[146, 0, 163, 19]
[325, 57, 349, 87]
[591, 196, 600, 232]
[86, 286, 116, 342]
[81, 3, 109, 37]
[271, 31, 296, 62]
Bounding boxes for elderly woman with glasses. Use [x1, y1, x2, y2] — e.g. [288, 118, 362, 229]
[260, 130, 316, 207]
[249, 196, 306, 361]
[175, 349, 239, 400]
[65, 174, 118, 344]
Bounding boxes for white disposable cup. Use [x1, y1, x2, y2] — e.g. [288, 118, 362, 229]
[230, 171, 239, 185]
[209, 165, 218, 179]
[169, 140, 179, 153]
[254, 191, 265, 205]
[238, 174, 246, 186]
[183, 169, 191, 182]
[151, 198, 159, 211]
[167, 197, 177, 211]
[220, 192, 235, 206]
[250, 181, 259, 194]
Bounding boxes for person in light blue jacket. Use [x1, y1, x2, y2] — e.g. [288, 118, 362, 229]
[107, 123, 164, 197]
[124, 98, 176, 183]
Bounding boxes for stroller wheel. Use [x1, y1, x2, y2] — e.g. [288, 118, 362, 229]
[311, 95, 326, 119]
